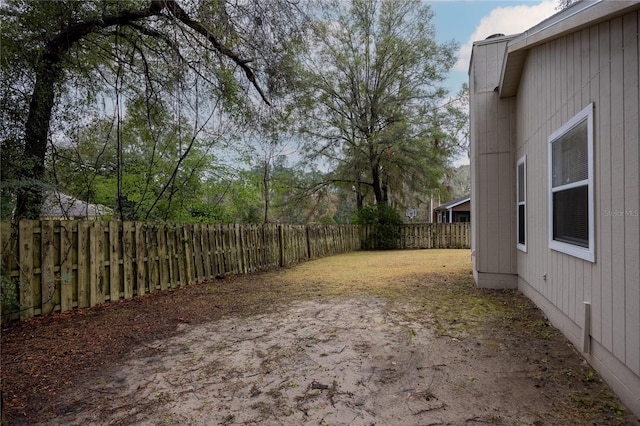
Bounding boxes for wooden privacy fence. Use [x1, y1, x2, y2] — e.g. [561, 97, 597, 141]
[360, 222, 471, 250]
[401, 223, 470, 249]
[0, 221, 360, 321]
[0, 221, 469, 321]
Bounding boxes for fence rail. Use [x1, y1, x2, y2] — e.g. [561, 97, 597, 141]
[0, 221, 470, 322]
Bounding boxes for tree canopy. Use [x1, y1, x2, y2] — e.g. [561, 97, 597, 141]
[1, 0, 305, 219]
[298, 0, 467, 209]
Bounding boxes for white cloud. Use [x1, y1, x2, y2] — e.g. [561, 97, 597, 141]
[455, 0, 557, 71]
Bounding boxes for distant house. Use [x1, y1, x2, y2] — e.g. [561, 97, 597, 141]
[433, 195, 470, 223]
[41, 192, 112, 220]
[469, 1, 640, 417]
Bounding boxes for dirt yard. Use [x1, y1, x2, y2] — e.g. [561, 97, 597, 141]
[2, 250, 638, 425]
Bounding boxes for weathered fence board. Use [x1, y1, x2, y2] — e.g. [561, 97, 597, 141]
[123, 222, 134, 300]
[40, 221, 55, 315]
[1, 221, 468, 322]
[134, 223, 145, 297]
[18, 221, 34, 319]
[59, 221, 73, 312]
[108, 221, 119, 302]
[77, 222, 90, 308]
[362, 223, 470, 250]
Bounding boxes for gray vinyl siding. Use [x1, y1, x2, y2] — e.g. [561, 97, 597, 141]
[471, 4, 640, 415]
[469, 38, 517, 283]
[514, 10, 640, 379]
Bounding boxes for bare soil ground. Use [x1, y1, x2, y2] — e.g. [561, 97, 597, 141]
[2, 250, 638, 425]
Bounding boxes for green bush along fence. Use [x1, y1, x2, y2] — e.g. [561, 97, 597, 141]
[0, 221, 469, 322]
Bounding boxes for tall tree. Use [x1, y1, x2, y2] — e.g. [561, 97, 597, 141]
[1, 0, 305, 219]
[298, 0, 466, 207]
[235, 101, 299, 223]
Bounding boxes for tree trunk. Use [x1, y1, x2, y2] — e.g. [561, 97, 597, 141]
[12, 3, 165, 219]
[356, 181, 364, 210]
[263, 163, 270, 224]
[14, 57, 61, 219]
[371, 162, 384, 205]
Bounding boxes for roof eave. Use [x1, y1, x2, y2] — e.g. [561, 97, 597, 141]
[435, 196, 471, 211]
[499, 0, 640, 98]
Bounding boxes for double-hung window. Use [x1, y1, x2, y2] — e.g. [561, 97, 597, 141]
[548, 103, 595, 262]
[517, 155, 527, 252]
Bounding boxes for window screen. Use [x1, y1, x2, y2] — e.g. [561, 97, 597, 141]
[517, 156, 526, 250]
[548, 103, 594, 262]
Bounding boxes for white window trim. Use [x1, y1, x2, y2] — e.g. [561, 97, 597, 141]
[547, 103, 595, 263]
[517, 155, 527, 252]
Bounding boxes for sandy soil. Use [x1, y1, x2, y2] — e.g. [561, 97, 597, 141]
[48, 298, 588, 425]
[2, 250, 638, 425]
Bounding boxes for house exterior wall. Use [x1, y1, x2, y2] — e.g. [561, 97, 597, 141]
[513, 9, 640, 415]
[471, 5, 640, 416]
[451, 201, 470, 212]
[469, 38, 518, 289]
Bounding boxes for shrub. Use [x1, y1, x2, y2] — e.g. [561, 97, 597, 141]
[318, 214, 337, 225]
[354, 204, 403, 249]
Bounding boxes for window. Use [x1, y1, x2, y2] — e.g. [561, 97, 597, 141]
[517, 155, 527, 252]
[548, 103, 594, 262]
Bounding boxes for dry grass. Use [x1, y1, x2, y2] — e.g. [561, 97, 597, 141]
[278, 249, 471, 289]
[270, 249, 495, 336]
[272, 249, 472, 302]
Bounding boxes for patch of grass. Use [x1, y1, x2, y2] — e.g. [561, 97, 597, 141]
[569, 392, 627, 424]
[584, 369, 596, 383]
[407, 327, 417, 344]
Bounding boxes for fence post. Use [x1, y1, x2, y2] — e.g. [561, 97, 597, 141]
[278, 225, 285, 267]
[182, 223, 193, 286]
[18, 220, 34, 319]
[306, 226, 312, 259]
[122, 221, 134, 299]
[148, 225, 159, 293]
[77, 221, 90, 308]
[90, 221, 105, 307]
[40, 220, 55, 315]
[59, 221, 73, 312]
[108, 221, 121, 302]
[135, 222, 146, 297]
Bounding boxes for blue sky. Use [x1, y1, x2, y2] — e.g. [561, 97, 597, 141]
[426, 0, 559, 93]
[422, 0, 559, 165]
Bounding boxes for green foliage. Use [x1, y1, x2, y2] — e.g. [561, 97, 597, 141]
[49, 96, 214, 222]
[299, 0, 467, 208]
[212, 172, 264, 224]
[318, 215, 337, 225]
[1, 0, 307, 220]
[187, 201, 231, 223]
[354, 203, 403, 249]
